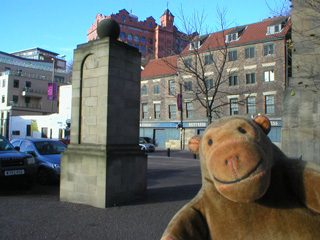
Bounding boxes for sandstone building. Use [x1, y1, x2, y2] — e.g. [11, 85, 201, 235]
[141, 17, 291, 149]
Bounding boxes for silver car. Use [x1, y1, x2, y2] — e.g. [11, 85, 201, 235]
[139, 137, 155, 152]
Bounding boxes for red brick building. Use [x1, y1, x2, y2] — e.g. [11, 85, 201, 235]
[87, 8, 190, 60]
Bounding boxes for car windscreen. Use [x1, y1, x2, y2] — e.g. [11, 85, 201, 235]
[34, 141, 66, 155]
[0, 137, 14, 151]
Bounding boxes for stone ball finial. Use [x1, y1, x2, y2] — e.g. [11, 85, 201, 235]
[97, 18, 120, 40]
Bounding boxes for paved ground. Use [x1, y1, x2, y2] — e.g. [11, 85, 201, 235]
[0, 150, 201, 240]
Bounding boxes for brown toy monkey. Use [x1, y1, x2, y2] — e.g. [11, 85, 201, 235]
[161, 115, 320, 240]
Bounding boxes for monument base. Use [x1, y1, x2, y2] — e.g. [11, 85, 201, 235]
[60, 144, 147, 208]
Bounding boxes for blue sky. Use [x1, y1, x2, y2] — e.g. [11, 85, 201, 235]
[1, 0, 284, 62]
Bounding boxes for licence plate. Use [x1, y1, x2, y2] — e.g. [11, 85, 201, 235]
[4, 169, 25, 176]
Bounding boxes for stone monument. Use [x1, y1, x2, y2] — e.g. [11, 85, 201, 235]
[60, 19, 147, 208]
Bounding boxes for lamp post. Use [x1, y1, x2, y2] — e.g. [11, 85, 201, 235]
[9, 101, 15, 141]
[51, 58, 55, 113]
[51, 55, 66, 113]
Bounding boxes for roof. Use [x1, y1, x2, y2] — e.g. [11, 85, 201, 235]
[162, 8, 174, 17]
[141, 17, 291, 80]
[181, 16, 291, 54]
[141, 55, 177, 79]
[268, 16, 288, 26]
[10, 47, 59, 56]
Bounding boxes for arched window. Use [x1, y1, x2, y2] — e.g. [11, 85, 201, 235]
[128, 34, 133, 40]
[141, 37, 146, 43]
[149, 22, 153, 28]
[122, 15, 126, 22]
[134, 35, 139, 42]
[120, 32, 126, 39]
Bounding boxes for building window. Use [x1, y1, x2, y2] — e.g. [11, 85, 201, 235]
[184, 58, 192, 68]
[149, 38, 153, 44]
[186, 102, 193, 118]
[141, 85, 148, 95]
[134, 35, 139, 42]
[246, 73, 256, 84]
[229, 75, 238, 86]
[263, 43, 274, 56]
[228, 50, 238, 61]
[205, 53, 214, 65]
[247, 97, 256, 114]
[120, 32, 126, 39]
[122, 15, 126, 22]
[128, 34, 133, 41]
[141, 37, 146, 43]
[264, 70, 275, 82]
[169, 104, 177, 119]
[154, 104, 160, 119]
[154, 85, 160, 94]
[184, 81, 192, 91]
[142, 103, 148, 119]
[41, 127, 48, 138]
[227, 33, 238, 42]
[265, 95, 275, 114]
[26, 81, 31, 88]
[230, 98, 239, 115]
[2, 95, 5, 103]
[245, 46, 255, 59]
[25, 97, 30, 104]
[205, 78, 214, 90]
[149, 22, 153, 28]
[2, 79, 5, 88]
[12, 95, 18, 104]
[169, 80, 175, 95]
[26, 125, 31, 137]
[141, 45, 146, 53]
[13, 79, 19, 88]
[12, 131, 20, 136]
[17, 69, 22, 76]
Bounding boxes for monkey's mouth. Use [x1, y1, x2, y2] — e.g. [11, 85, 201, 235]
[213, 158, 264, 184]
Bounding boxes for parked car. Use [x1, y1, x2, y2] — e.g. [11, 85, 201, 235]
[0, 135, 37, 190]
[59, 136, 70, 145]
[141, 137, 153, 144]
[11, 139, 67, 184]
[139, 137, 155, 152]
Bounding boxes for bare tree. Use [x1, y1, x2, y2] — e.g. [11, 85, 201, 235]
[265, 0, 292, 17]
[66, 60, 73, 83]
[161, 7, 251, 124]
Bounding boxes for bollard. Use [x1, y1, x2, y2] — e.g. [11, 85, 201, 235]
[167, 148, 170, 157]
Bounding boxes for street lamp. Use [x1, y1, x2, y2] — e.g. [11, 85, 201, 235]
[9, 101, 15, 141]
[51, 55, 66, 113]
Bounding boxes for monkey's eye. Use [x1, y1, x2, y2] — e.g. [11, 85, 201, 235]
[238, 127, 247, 134]
[208, 139, 213, 146]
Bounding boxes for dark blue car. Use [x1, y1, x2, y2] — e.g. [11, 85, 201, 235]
[11, 139, 66, 184]
[0, 135, 37, 189]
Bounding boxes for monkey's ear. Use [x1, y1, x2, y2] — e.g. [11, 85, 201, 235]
[188, 135, 202, 155]
[254, 115, 271, 135]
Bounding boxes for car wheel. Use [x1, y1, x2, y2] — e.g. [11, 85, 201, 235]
[37, 168, 51, 185]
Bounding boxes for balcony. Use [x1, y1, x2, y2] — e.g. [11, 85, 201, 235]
[21, 87, 46, 98]
[12, 103, 42, 109]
